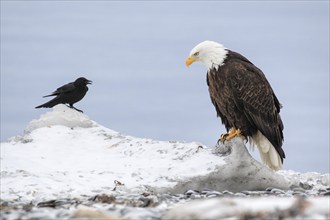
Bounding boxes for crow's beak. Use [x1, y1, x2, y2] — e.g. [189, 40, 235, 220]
[87, 80, 92, 85]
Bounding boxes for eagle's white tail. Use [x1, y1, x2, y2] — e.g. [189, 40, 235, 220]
[249, 131, 282, 171]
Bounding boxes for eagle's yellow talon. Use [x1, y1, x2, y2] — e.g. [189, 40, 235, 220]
[218, 133, 227, 143]
[218, 128, 244, 143]
[225, 128, 236, 141]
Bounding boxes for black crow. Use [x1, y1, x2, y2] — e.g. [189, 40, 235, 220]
[35, 77, 92, 113]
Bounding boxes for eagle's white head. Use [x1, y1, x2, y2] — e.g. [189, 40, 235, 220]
[186, 40, 228, 70]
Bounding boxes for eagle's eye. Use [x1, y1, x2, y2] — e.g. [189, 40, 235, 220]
[193, 52, 199, 56]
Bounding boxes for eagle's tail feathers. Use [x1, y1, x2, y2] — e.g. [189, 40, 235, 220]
[249, 131, 282, 171]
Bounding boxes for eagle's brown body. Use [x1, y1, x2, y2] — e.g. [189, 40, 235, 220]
[207, 50, 285, 162]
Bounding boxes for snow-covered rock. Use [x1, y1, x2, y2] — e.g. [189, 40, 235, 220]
[168, 137, 291, 193]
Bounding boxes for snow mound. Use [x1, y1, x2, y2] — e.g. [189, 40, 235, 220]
[26, 104, 95, 132]
[2, 106, 221, 202]
[1, 106, 329, 205]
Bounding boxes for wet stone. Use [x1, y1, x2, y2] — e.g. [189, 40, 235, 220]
[292, 192, 307, 197]
[270, 188, 285, 194]
[306, 190, 320, 196]
[92, 194, 116, 204]
[205, 194, 217, 198]
[37, 200, 59, 208]
[22, 203, 34, 212]
[184, 190, 200, 197]
[241, 191, 251, 195]
[189, 194, 202, 199]
[205, 191, 223, 197]
[284, 190, 294, 197]
[139, 196, 158, 207]
[292, 187, 306, 193]
[265, 187, 274, 192]
[249, 191, 269, 196]
[222, 190, 234, 196]
[299, 182, 313, 190]
[234, 193, 247, 197]
[321, 191, 330, 196]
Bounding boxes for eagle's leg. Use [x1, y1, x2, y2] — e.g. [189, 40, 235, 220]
[219, 128, 237, 143]
[226, 128, 244, 141]
[218, 128, 244, 143]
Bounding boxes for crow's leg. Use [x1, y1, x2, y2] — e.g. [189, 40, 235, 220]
[69, 104, 83, 113]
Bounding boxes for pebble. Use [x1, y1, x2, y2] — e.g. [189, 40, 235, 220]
[321, 191, 330, 196]
[299, 182, 313, 190]
[184, 190, 200, 197]
[265, 187, 274, 192]
[234, 193, 247, 197]
[139, 196, 158, 207]
[241, 191, 251, 195]
[222, 190, 234, 195]
[189, 194, 202, 199]
[292, 192, 307, 197]
[204, 191, 223, 197]
[284, 190, 294, 197]
[292, 187, 306, 193]
[270, 188, 285, 194]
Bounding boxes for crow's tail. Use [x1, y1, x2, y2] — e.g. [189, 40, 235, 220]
[35, 98, 61, 109]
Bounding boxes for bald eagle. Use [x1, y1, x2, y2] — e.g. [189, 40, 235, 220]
[186, 41, 285, 171]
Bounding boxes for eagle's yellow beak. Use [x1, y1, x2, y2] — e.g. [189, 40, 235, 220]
[185, 56, 198, 67]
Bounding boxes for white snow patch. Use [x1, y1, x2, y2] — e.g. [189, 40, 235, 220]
[1, 106, 222, 202]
